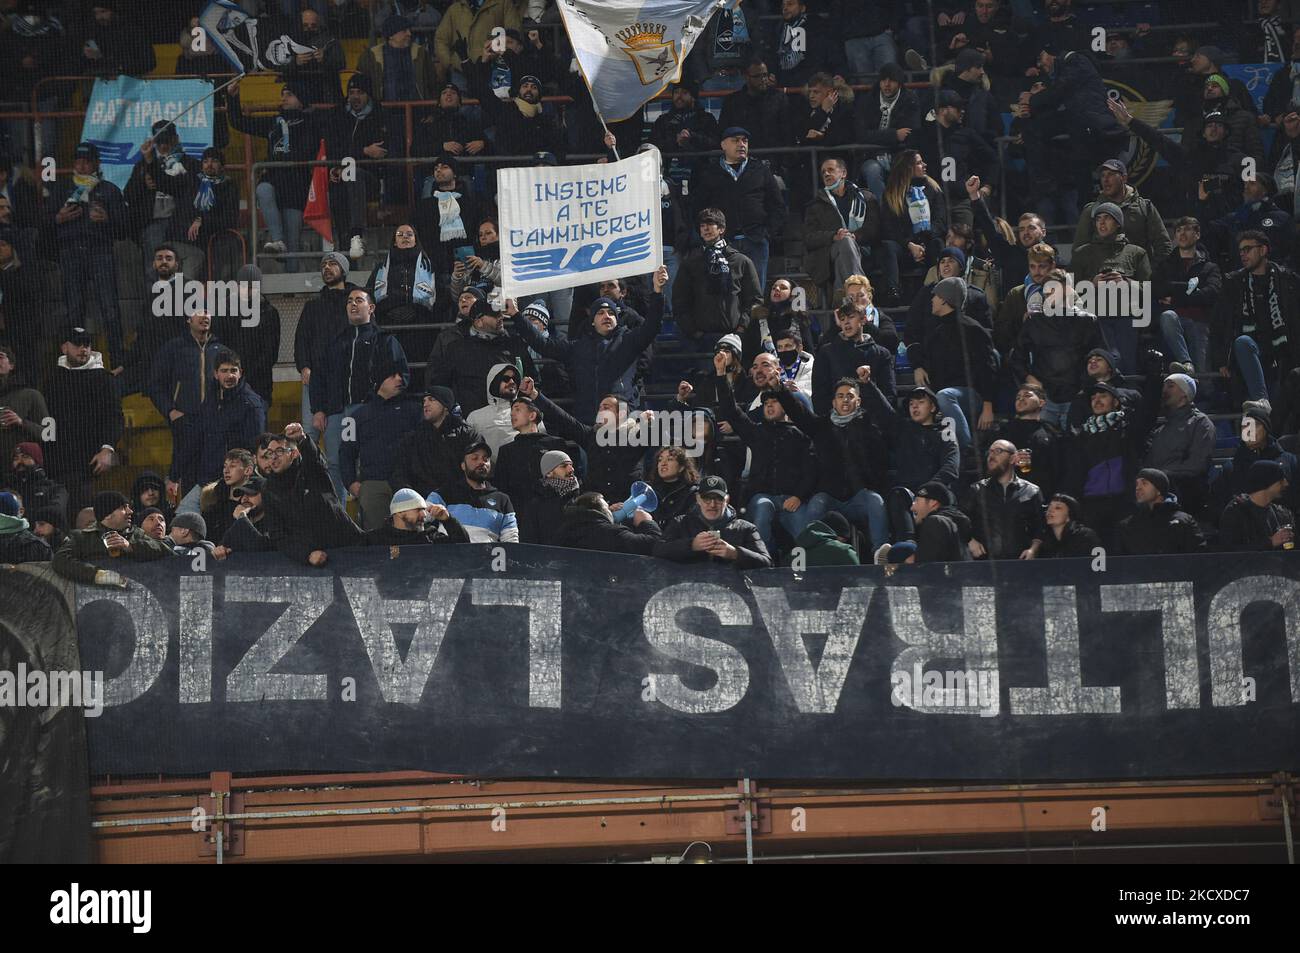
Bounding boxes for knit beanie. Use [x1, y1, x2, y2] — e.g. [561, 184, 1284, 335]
[93, 491, 129, 523]
[932, 276, 967, 310]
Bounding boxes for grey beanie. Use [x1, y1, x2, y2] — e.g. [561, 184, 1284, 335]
[540, 450, 573, 476]
[933, 276, 967, 310]
[1092, 201, 1124, 225]
[321, 251, 350, 275]
[171, 511, 207, 541]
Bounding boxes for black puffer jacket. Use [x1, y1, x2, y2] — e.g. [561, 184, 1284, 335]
[557, 507, 662, 556]
[493, 431, 568, 513]
[521, 481, 580, 545]
[649, 477, 699, 526]
[1116, 497, 1206, 555]
[964, 475, 1045, 559]
[655, 504, 772, 569]
[811, 333, 897, 413]
[391, 413, 481, 499]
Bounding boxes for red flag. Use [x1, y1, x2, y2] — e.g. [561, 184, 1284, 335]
[304, 138, 332, 244]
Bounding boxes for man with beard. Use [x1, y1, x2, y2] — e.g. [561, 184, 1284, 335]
[51, 491, 173, 586]
[326, 73, 389, 260]
[261, 423, 365, 566]
[525, 379, 648, 505]
[1074, 159, 1173, 265]
[214, 475, 274, 556]
[476, 73, 564, 162]
[425, 296, 534, 417]
[1141, 373, 1216, 513]
[718, 58, 790, 152]
[557, 492, 661, 556]
[522, 450, 580, 544]
[964, 439, 1045, 560]
[0, 347, 46, 487]
[391, 385, 480, 498]
[655, 475, 771, 569]
[425, 439, 518, 543]
[42, 329, 121, 513]
[364, 488, 470, 548]
[995, 384, 1060, 498]
[492, 395, 564, 517]
[651, 80, 722, 159]
[4, 442, 67, 528]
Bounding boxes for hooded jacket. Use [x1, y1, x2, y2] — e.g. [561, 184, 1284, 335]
[1117, 496, 1206, 554]
[655, 503, 772, 569]
[1074, 185, 1173, 262]
[557, 506, 662, 556]
[1069, 231, 1153, 283]
[391, 411, 481, 499]
[915, 507, 971, 563]
[131, 469, 172, 522]
[197, 379, 268, 484]
[261, 436, 365, 563]
[465, 362, 523, 458]
[3, 465, 67, 525]
[964, 475, 1045, 559]
[0, 512, 51, 563]
[793, 520, 860, 566]
[424, 322, 536, 416]
[1009, 308, 1106, 403]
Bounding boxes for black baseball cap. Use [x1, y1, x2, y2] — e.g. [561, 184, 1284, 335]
[63, 326, 94, 345]
[232, 475, 266, 497]
[1088, 380, 1120, 397]
[698, 475, 729, 499]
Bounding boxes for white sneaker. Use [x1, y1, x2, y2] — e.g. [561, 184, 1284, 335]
[348, 235, 365, 260]
[263, 240, 286, 253]
[904, 48, 929, 71]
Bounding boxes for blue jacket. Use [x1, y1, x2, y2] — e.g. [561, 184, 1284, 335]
[511, 293, 663, 422]
[310, 321, 410, 416]
[339, 391, 424, 487]
[198, 379, 268, 483]
[148, 332, 225, 418]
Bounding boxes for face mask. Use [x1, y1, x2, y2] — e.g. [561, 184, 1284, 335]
[823, 175, 844, 192]
[777, 349, 798, 367]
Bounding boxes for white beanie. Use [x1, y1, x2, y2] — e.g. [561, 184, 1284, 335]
[389, 487, 426, 515]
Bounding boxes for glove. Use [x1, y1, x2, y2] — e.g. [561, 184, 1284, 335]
[94, 569, 128, 589]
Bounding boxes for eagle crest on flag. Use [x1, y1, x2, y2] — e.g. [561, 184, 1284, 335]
[616, 22, 678, 86]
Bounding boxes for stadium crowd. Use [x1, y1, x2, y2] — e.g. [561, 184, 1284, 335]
[4, 0, 1300, 579]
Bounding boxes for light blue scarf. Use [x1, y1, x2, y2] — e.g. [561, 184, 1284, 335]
[194, 173, 224, 212]
[374, 249, 436, 309]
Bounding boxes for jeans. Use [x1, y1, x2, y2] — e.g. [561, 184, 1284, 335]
[732, 236, 770, 291]
[936, 385, 981, 453]
[1159, 310, 1210, 371]
[871, 240, 902, 296]
[1099, 317, 1138, 378]
[844, 34, 897, 80]
[324, 404, 361, 503]
[1041, 400, 1071, 431]
[662, 245, 680, 318]
[329, 169, 377, 242]
[828, 236, 865, 293]
[860, 157, 890, 200]
[255, 180, 304, 272]
[520, 287, 575, 339]
[62, 242, 124, 368]
[1232, 334, 1273, 401]
[747, 492, 813, 556]
[807, 489, 888, 552]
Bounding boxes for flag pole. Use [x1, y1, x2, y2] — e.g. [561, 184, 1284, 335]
[150, 73, 244, 140]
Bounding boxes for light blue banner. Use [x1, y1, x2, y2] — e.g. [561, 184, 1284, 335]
[1221, 62, 1283, 116]
[80, 77, 216, 189]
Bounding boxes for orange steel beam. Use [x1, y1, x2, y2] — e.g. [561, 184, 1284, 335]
[89, 775, 1296, 864]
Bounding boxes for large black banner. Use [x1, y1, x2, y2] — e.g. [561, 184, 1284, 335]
[9, 548, 1300, 780]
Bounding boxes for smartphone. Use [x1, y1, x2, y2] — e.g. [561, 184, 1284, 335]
[454, 245, 475, 263]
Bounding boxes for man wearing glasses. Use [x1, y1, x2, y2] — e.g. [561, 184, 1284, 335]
[964, 439, 1045, 560]
[1212, 230, 1300, 410]
[1156, 216, 1222, 376]
[260, 422, 364, 566]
